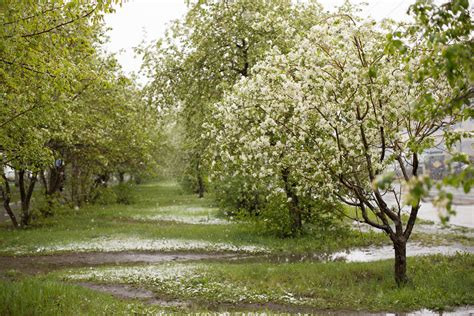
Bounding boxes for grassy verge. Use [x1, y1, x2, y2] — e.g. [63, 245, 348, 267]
[55, 253, 474, 312]
[0, 181, 387, 256]
[0, 278, 167, 315]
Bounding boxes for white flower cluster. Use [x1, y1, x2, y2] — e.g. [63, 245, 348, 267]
[206, 12, 452, 209]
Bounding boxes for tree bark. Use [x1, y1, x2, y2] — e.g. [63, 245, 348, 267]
[196, 159, 205, 198]
[47, 164, 65, 195]
[281, 168, 302, 234]
[18, 170, 37, 227]
[14, 170, 19, 187]
[394, 238, 408, 286]
[118, 172, 125, 184]
[1, 174, 19, 228]
[197, 172, 205, 198]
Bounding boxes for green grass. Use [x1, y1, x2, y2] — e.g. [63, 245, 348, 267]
[0, 278, 167, 316]
[1, 180, 472, 314]
[0, 180, 387, 256]
[54, 253, 474, 312]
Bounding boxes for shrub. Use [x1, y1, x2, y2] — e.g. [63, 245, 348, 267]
[91, 186, 117, 205]
[113, 183, 137, 205]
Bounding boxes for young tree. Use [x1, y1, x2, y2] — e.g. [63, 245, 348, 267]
[208, 3, 468, 285]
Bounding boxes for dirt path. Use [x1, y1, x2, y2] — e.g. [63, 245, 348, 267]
[0, 251, 238, 274]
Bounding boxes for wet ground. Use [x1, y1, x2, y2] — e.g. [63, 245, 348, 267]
[71, 282, 474, 315]
[1, 183, 473, 314]
[330, 243, 474, 262]
[76, 283, 190, 308]
[0, 251, 237, 274]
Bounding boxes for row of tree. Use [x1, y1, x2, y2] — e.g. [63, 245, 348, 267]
[143, 0, 472, 286]
[1, 1, 162, 227]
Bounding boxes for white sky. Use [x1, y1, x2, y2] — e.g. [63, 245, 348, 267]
[103, 0, 453, 79]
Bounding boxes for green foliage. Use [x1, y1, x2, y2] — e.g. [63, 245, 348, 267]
[142, 0, 321, 196]
[1, 1, 163, 227]
[32, 194, 64, 218]
[91, 187, 117, 206]
[386, 0, 473, 215]
[113, 183, 137, 205]
[213, 175, 263, 217]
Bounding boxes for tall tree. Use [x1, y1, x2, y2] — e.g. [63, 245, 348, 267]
[143, 0, 315, 197]
[207, 2, 469, 285]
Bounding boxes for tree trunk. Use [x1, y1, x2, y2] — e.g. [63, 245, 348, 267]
[18, 170, 37, 227]
[47, 164, 65, 195]
[197, 173, 204, 198]
[289, 202, 302, 234]
[14, 170, 19, 187]
[281, 167, 302, 235]
[1, 174, 19, 228]
[195, 159, 205, 198]
[118, 172, 125, 184]
[394, 239, 408, 286]
[40, 170, 49, 195]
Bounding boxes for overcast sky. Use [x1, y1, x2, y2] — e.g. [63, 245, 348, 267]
[103, 0, 451, 79]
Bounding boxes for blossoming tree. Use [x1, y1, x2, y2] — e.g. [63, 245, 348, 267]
[208, 5, 468, 285]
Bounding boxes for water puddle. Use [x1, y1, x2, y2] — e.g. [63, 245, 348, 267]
[331, 243, 474, 262]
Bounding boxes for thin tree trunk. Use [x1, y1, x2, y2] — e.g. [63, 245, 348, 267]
[197, 173, 204, 198]
[40, 170, 49, 195]
[18, 170, 37, 227]
[394, 238, 408, 286]
[118, 172, 125, 184]
[281, 167, 302, 234]
[14, 170, 19, 187]
[1, 174, 19, 228]
[47, 165, 65, 195]
[195, 159, 205, 198]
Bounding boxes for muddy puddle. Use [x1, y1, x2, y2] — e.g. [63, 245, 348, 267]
[76, 282, 189, 308]
[0, 252, 237, 274]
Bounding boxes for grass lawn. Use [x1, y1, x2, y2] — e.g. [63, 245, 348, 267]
[0, 278, 167, 316]
[0, 180, 472, 314]
[0, 180, 388, 256]
[14, 253, 471, 313]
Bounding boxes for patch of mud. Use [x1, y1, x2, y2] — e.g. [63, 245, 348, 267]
[76, 282, 189, 308]
[0, 252, 237, 274]
[331, 243, 474, 262]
